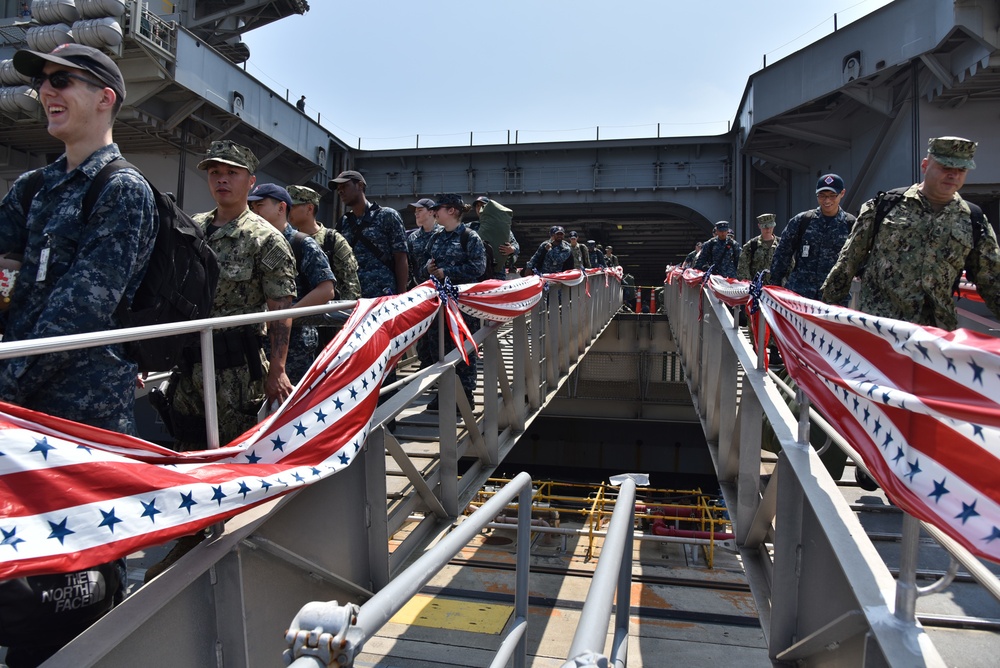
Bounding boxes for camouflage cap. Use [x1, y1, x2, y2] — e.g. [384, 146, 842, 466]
[287, 185, 321, 206]
[927, 136, 976, 170]
[197, 140, 259, 173]
[756, 213, 776, 227]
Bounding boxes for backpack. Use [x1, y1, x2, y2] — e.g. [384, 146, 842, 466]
[460, 227, 494, 282]
[0, 559, 124, 648]
[287, 229, 309, 270]
[859, 187, 987, 290]
[20, 159, 219, 372]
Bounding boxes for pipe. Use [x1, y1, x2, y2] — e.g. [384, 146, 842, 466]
[481, 522, 736, 550]
[648, 507, 698, 519]
[493, 516, 550, 528]
[651, 519, 734, 541]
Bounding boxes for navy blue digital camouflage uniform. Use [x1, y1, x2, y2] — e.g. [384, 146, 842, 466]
[527, 239, 573, 274]
[770, 207, 855, 302]
[337, 202, 407, 297]
[407, 222, 443, 367]
[282, 224, 335, 384]
[419, 224, 487, 399]
[589, 247, 606, 268]
[0, 144, 156, 433]
[694, 237, 741, 278]
[407, 222, 443, 286]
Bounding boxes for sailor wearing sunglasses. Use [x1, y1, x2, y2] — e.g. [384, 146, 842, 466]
[0, 44, 157, 436]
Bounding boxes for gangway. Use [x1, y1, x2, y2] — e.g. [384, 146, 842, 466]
[0, 272, 627, 666]
[663, 271, 1000, 667]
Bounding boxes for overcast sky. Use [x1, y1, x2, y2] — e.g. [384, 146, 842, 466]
[242, 0, 895, 150]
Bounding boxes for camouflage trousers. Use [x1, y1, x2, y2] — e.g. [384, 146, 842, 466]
[171, 352, 267, 450]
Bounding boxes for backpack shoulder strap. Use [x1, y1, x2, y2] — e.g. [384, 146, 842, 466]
[343, 204, 394, 270]
[960, 201, 988, 287]
[792, 210, 816, 253]
[748, 238, 759, 266]
[872, 187, 906, 230]
[289, 230, 308, 269]
[862, 187, 907, 257]
[321, 228, 339, 258]
[83, 158, 133, 220]
[968, 202, 986, 244]
[18, 169, 46, 217]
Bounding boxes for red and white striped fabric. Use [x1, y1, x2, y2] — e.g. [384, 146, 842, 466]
[670, 267, 1000, 564]
[0, 271, 611, 579]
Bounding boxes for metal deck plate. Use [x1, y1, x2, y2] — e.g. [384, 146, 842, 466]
[390, 594, 513, 634]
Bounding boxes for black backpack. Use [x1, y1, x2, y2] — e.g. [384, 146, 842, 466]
[0, 559, 123, 648]
[859, 188, 987, 289]
[460, 227, 495, 282]
[20, 159, 219, 372]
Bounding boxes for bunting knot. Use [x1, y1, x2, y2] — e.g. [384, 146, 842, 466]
[431, 275, 461, 304]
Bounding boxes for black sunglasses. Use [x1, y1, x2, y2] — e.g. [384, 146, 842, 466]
[31, 70, 105, 92]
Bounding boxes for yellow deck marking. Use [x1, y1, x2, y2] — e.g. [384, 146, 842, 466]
[390, 594, 513, 634]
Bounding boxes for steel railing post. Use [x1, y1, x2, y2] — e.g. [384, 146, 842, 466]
[565, 479, 636, 662]
[199, 328, 220, 450]
[894, 513, 921, 623]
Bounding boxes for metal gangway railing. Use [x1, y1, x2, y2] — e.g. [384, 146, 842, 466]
[1, 272, 623, 667]
[663, 277, 1000, 666]
[283, 474, 638, 668]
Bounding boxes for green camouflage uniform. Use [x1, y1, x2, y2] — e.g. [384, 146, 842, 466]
[311, 226, 360, 300]
[822, 185, 1000, 329]
[172, 207, 296, 448]
[737, 236, 780, 282]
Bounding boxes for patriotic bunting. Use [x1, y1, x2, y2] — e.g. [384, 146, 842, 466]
[0, 270, 600, 580]
[666, 266, 1000, 564]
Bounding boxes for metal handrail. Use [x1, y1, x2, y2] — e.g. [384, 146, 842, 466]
[562, 479, 636, 667]
[663, 278, 950, 666]
[765, 346, 1000, 612]
[0, 298, 357, 448]
[284, 472, 535, 668]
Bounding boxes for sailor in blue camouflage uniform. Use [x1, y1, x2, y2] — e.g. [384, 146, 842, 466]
[587, 239, 606, 269]
[0, 45, 156, 435]
[406, 197, 441, 368]
[527, 226, 574, 274]
[694, 221, 741, 278]
[331, 170, 408, 297]
[770, 174, 855, 302]
[0, 44, 149, 667]
[418, 194, 487, 408]
[248, 183, 335, 384]
[406, 197, 442, 286]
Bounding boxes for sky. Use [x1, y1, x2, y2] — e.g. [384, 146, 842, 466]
[242, 0, 895, 151]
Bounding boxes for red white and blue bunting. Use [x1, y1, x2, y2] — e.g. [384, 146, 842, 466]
[666, 266, 1000, 564]
[0, 271, 606, 580]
